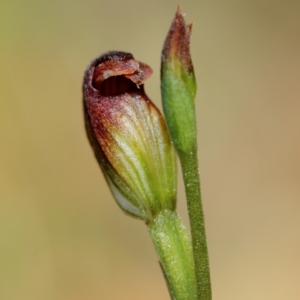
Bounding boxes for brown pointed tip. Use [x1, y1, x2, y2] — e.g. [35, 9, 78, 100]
[176, 5, 183, 15]
[162, 6, 193, 73]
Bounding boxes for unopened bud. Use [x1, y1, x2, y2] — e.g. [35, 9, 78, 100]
[161, 6, 197, 154]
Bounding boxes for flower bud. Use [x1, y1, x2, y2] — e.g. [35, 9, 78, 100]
[161, 6, 197, 154]
[83, 51, 177, 222]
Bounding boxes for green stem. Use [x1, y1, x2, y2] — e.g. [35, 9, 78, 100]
[148, 210, 197, 300]
[179, 149, 211, 300]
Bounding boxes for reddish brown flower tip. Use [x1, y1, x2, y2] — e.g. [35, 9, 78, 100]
[83, 51, 154, 161]
[89, 51, 152, 92]
[161, 6, 193, 74]
[83, 51, 154, 141]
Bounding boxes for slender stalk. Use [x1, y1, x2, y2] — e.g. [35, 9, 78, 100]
[179, 148, 211, 300]
[160, 7, 212, 296]
[148, 210, 197, 300]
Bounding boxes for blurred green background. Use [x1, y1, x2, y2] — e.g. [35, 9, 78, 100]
[1, 0, 300, 299]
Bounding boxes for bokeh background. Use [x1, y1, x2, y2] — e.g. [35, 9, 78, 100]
[1, 0, 300, 299]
